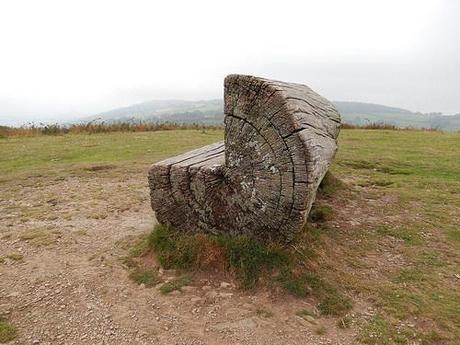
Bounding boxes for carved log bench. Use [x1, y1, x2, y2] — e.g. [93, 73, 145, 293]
[148, 75, 341, 241]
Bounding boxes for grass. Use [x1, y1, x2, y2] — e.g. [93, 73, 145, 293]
[129, 268, 159, 287]
[5, 253, 23, 261]
[308, 204, 334, 222]
[375, 225, 423, 246]
[359, 314, 407, 345]
[277, 271, 352, 316]
[296, 309, 316, 322]
[318, 171, 345, 197]
[337, 316, 352, 329]
[0, 129, 223, 177]
[0, 315, 17, 343]
[147, 223, 352, 315]
[0, 122, 222, 137]
[19, 229, 56, 246]
[149, 224, 290, 290]
[159, 275, 192, 294]
[255, 308, 273, 318]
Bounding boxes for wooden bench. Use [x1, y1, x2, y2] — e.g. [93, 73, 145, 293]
[148, 75, 341, 241]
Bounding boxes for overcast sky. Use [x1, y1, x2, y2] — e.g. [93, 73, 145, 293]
[0, 0, 459, 125]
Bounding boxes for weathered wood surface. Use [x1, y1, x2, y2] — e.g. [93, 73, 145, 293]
[148, 75, 341, 241]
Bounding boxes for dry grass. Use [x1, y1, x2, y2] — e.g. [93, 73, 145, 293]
[341, 122, 440, 131]
[0, 122, 223, 138]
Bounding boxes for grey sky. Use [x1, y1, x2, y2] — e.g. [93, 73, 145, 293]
[0, 0, 459, 125]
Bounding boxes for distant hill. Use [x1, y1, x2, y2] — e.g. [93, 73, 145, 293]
[79, 99, 460, 131]
[81, 99, 224, 125]
[333, 101, 460, 130]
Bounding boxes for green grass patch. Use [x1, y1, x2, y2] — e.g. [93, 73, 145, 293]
[0, 315, 17, 343]
[308, 204, 334, 222]
[148, 224, 289, 289]
[393, 268, 427, 283]
[0, 130, 223, 177]
[446, 227, 460, 246]
[359, 314, 409, 345]
[277, 270, 351, 315]
[159, 275, 191, 294]
[129, 268, 159, 287]
[144, 224, 351, 313]
[376, 225, 423, 245]
[318, 171, 345, 197]
[128, 235, 150, 257]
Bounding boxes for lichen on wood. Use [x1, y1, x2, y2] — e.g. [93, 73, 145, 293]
[148, 74, 341, 241]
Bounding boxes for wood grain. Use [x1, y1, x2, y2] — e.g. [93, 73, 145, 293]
[148, 75, 341, 241]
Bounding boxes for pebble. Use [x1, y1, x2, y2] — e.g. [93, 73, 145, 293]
[220, 282, 232, 289]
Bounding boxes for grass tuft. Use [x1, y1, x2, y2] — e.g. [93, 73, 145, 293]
[318, 292, 352, 316]
[6, 253, 23, 261]
[129, 268, 159, 287]
[308, 204, 334, 223]
[128, 236, 150, 257]
[359, 314, 409, 345]
[337, 316, 352, 329]
[296, 309, 316, 322]
[318, 172, 345, 197]
[278, 271, 352, 316]
[19, 229, 56, 246]
[376, 225, 422, 246]
[148, 224, 290, 289]
[0, 315, 17, 343]
[144, 224, 352, 313]
[159, 275, 191, 294]
[255, 308, 273, 318]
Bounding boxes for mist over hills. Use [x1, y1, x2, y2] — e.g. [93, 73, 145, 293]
[81, 99, 224, 125]
[79, 99, 460, 131]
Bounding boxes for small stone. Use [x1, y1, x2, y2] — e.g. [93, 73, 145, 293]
[220, 282, 232, 289]
[190, 297, 202, 304]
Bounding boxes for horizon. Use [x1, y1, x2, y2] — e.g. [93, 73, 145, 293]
[1, 96, 459, 127]
[1, 0, 459, 125]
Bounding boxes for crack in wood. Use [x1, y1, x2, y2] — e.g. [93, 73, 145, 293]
[148, 75, 341, 241]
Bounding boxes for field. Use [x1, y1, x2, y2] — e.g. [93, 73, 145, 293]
[0, 129, 459, 344]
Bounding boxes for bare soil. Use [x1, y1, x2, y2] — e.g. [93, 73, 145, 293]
[0, 168, 423, 344]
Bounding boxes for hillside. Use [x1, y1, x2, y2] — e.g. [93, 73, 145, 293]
[0, 129, 459, 344]
[83, 99, 224, 125]
[81, 99, 460, 131]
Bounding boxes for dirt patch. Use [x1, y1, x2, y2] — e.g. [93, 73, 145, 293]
[0, 167, 446, 344]
[1, 170, 370, 345]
